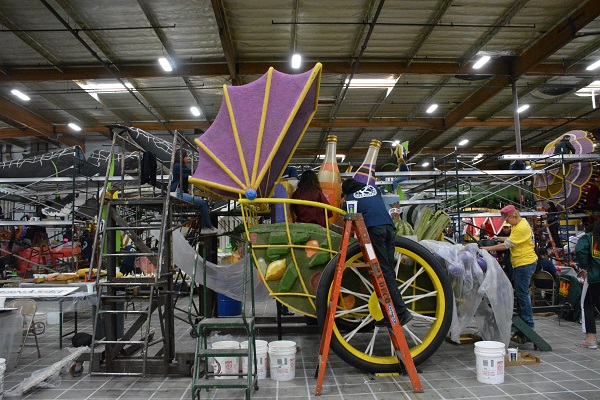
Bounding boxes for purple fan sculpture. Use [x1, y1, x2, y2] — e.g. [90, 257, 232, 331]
[189, 63, 322, 199]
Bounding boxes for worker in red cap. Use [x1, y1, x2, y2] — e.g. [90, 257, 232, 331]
[482, 205, 538, 331]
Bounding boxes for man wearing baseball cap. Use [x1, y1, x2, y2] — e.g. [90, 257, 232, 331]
[482, 205, 538, 330]
[493, 221, 513, 280]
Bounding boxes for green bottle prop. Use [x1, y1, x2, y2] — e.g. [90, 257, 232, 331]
[318, 135, 341, 223]
[353, 140, 381, 186]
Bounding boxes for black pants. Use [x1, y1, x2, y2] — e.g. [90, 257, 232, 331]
[582, 281, 600, 334]
[366, 225, 408, 317]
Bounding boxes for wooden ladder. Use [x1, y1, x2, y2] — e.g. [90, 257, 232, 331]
[315, 213, 423, 395]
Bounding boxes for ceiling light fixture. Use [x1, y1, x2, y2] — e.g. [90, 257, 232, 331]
[291, 54, 302, 69]
[586, 60, 600, 71]
[158, 57, 173, 72]
[426, 104, 438, 113]
[393, 140, 400, 147]
[68, 123, 82, 131]
[422, 162, 430, 167]
[190, 106, 201, 117]
[11, 89, 30, 101]
[458, 139, 469, 146]
[517, 104, 530, 113]
[472, 55, 491, 69]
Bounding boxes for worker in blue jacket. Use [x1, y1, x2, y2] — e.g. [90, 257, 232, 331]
[341, 178, 413, 327]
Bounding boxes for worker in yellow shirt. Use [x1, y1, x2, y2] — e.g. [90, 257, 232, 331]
[482, 205, 538, 329]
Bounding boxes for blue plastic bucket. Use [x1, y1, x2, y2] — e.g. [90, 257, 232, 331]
[218, 294, 242, 316]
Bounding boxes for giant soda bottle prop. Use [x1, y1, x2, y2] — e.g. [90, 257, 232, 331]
[353, 140, 381, 185]
[318, 135, 342, 223]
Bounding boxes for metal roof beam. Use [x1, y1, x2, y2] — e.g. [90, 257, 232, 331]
[0, 10, 64, 73]
[211, 0, 241, 85]
[0, 96, 84, 148]
[2, 61, 599, 83]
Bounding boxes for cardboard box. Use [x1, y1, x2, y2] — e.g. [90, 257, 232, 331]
[504, 352, 540, 366]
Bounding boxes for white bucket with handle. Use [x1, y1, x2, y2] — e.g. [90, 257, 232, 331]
[211, 340, 240, 379]
[474, 341, 505, 384]
[268, 340, 296, 381]
[240, 340, 268, 379]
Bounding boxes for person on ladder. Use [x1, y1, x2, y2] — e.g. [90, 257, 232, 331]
[341, 178, 413, 326]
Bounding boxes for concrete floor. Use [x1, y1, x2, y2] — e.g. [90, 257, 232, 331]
[2, 298, 600, 400]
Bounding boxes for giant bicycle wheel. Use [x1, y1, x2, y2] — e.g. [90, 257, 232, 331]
[316, 237, 452, 372]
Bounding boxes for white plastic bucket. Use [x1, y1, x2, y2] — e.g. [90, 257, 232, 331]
[211, 341, 240, 379]
[0, 357, 6, 400]
[474, 341, 505, 384]
[240, 340, 268, 380]
[34, 312, 46, 335]
[268, 340, 296, 381]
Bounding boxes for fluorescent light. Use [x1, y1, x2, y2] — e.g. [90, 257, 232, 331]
[190, 106, 201, 117]
[68, 123, 82, 131]
[291, 54, 302, 69]
[393, 140, 400, 146]
[422, 162, 430, 167]
[472, 55, 491, 69]
[473, 153, 483, 160]
[576, 80, 600, 96]
[517, 104, 530, 113]
[459, 139, 469, 146]
[345, 78, 397, 88]
[426, 104, 438, 113]
[11, 89, 30, 101]
[586, 60, 600, 71]
[158, 57, 173, 71]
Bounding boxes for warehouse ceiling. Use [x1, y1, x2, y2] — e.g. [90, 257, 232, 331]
[1, 0, 600, 170]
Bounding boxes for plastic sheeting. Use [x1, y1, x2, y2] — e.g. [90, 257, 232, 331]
[0, 310, 23, 367]
[4, 346, 88, 397]
[420, 240, 514, 346]
[173, 231, 271, 303]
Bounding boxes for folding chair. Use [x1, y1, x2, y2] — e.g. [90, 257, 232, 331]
[530, 271, 556, 307]
[6, 299, 41, 366]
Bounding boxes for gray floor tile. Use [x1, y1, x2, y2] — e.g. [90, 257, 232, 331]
[3, 301, 600, 400]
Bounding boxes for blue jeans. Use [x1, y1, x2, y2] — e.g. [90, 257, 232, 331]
[392, 177, 407, 193]
[367, 225, 408, 318]
[513, 261, 536, 328]
[175, 190, 213, 229]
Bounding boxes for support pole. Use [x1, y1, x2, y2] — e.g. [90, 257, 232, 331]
[512, 79, 522, 155]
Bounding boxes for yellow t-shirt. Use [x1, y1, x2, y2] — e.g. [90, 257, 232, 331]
[508, 218, 538, 268]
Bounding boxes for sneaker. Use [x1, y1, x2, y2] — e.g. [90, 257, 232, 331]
[577, 340, 598, 349]
[375, 312, 413, 328]
[215, 228, 225, 236]
[200, 228, 217, 235]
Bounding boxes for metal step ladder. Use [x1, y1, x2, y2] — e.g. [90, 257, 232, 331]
[315, 213, 423, 395]
[191, 242, 258, 399]
[89, 196, 172, 376]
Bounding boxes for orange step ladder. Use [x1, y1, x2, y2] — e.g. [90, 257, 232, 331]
[543, 219, 563, 266]
[315, 213, 423, 395]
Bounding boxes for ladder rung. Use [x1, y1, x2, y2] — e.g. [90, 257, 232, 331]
[196, 348, 249, 357]
[95, 340, 146, 345]
[104, 226, 163, 230]
[98, 281, 159, 286]
[199, 317, 254, 328]
[98, 310, 147, 315]
[102, 252, 157, 257]
[92, 371, 145, 377]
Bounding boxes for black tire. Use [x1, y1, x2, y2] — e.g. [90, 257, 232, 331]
[316, 237, 453, 372]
